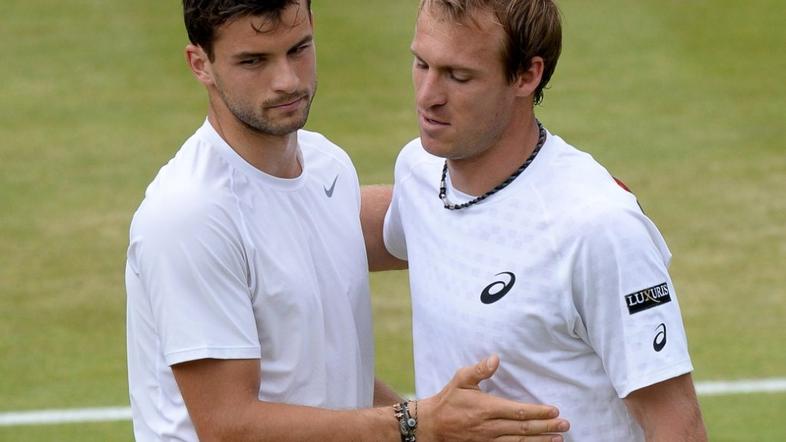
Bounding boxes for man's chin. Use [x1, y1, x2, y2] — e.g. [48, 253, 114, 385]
[249, 111, 309, 137]
[420, 135, 452, 159]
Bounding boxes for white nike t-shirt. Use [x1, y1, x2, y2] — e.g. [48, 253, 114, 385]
[126, 120, 374, 441]
[384, 130, 693, 441]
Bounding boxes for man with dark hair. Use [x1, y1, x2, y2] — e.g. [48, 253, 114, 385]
[367, 0, 709, 440]
[126, 1, 569, 440]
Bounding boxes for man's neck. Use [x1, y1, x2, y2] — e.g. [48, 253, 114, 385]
[207, 105, 302, 179]
[447, 116, 541, 197]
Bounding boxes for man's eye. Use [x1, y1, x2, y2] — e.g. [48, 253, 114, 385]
[293, 44, 311, 55]
[240, 58, 260, 65]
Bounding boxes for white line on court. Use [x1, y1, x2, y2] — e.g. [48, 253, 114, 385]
[0, 406, 131, 426]
[694, 377, 786, 396]
[1, 378, 785, 427]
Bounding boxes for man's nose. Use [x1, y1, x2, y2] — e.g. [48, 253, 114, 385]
[271, 59, 299, 94]
[415, 70, 447, 109]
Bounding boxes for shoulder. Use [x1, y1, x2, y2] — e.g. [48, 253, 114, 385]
[132, 181, 240, 247]
[298, 129, 355, 172]
[130, 134, 242, 250]
[534, 133, 641, 217]
[535, 133, 670, 254]
[393, 138, 441, 184]
[566, 201, 672, 271]
[128, 180, 246, 283]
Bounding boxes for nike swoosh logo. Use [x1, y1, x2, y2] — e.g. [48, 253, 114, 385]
[324, 175, 339, 198]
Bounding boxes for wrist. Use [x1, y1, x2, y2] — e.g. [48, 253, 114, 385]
[393, 400, 419, 442]
[410, 396, 441, 442]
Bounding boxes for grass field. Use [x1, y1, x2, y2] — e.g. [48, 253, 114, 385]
[1, 0, 784, 440]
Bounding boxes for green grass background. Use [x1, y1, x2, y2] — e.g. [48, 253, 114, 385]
[1, 0, 784, 440]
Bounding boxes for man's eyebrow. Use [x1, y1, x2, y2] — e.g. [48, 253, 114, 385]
[233, 51, 268, 60]
[289, 35, 314, 51]
[232, 35, 314, 59]
[410, 49, 479, 74]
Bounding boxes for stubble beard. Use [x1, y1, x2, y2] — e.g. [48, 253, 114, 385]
[219, 82, 318, 137]
[422, 109, 509, 162]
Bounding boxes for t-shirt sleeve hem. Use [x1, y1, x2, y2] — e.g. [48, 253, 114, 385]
[165, 346, 261, 366]
[617, 359, 694, 398]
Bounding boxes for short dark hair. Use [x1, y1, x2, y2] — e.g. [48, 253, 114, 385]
[420, 0, 562, 105]
[183, 0, 312, 61]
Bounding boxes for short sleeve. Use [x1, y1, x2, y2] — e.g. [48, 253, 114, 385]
[383, 182, 407, 260]
[571, 205, 693, 397]
[128, 191, 261, 366]
[383, 143, 415, 261]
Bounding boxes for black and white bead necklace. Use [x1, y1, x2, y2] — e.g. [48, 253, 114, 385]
[439, 120, 547, 210]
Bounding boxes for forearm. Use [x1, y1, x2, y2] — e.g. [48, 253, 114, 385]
[639, 404, 706, 442]
[175, 359, 402, 442]
[202, 400, 400, 442]
[177, 358, 569, 442]
[374, 378, 404, 406]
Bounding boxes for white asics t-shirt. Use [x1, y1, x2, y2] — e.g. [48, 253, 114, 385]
[384, 130, 693, 441]
[126, 120, 374, 441]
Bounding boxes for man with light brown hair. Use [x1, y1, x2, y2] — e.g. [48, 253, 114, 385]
[367, 0, 709, 440]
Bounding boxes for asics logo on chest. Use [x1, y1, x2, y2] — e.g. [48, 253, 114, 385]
[480, 272, 516, 304]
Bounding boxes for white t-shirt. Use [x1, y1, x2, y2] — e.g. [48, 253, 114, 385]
[126, 120, 374, 441]
[384, 130, 693, 441]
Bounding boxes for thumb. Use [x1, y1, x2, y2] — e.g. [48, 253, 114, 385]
[452, 355, 500, 389]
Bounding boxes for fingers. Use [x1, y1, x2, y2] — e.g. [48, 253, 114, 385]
[452, 355, 500, 389]
[477, 393, 560, 421]
[494, 434, 565, 442]
[505, 402, 561, 421]
[490, 417, 570, 436]
[485, 354, 500, 373]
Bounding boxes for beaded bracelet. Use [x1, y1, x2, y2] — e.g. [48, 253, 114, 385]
[393, 401, 417, 442]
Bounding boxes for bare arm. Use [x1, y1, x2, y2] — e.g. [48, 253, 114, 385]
[374, 378, 404, 406]
[360, 184, 407, 271]
[172, 356, 569, 441]
[173, 358, 396, 442]
[624, 373, 708, 442]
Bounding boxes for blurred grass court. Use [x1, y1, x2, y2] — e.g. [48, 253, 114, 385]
[1, 0, 784, 440]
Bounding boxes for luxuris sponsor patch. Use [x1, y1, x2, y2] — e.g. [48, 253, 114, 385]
[625, 282, 671, 314]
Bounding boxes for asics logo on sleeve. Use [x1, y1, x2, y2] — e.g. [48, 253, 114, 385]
[653, 323, 667, 352]
[324, 175, 339, 198]
[480, 272, 516, 304]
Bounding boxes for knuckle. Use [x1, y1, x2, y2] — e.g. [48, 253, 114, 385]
[520, 420, 531, 434]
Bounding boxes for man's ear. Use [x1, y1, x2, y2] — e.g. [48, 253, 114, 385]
[185, 44, 215, 86]
[513, 56, 544, 99]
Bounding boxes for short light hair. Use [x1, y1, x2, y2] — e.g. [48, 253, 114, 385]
[419, 0, 562, 104]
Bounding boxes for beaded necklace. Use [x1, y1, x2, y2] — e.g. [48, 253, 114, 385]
[439, 120, 546, 210]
